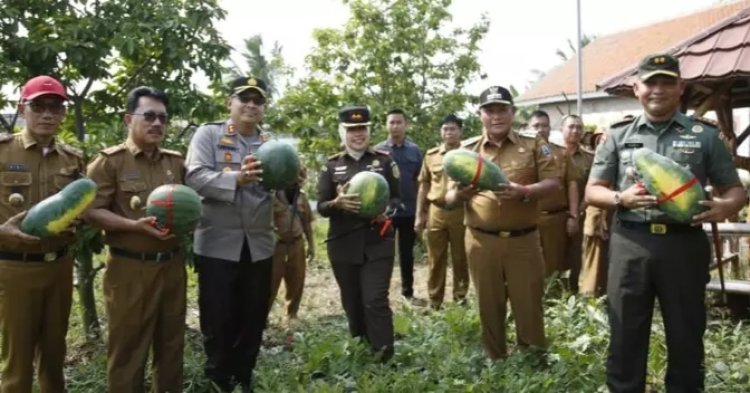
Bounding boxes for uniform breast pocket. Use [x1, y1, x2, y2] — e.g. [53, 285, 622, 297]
[119, 180, 148, 212]
[429, 165, 444, 182]
[0, 172, 33, 209]
[215, 149, 242, 171]
[668, 148, 705, 178]
[505, 156, 535, 184]
[332, 172, 351, 186]
[53, 166, 79, 192]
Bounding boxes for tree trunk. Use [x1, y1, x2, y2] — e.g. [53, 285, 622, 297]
[75, 250, 101, 340]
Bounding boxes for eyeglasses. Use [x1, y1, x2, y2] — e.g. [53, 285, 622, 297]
[25, 101, 66, 115]
[131, 112, 169, 124]
[233, 94, 266, 106]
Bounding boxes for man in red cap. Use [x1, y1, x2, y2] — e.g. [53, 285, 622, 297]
[0, 75, 84, 392]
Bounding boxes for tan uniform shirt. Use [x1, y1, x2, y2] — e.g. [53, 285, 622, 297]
[0, 131, 84, 253]
[418, 144, 456, 207]
[538, 144, 578, 212]
[272, 189, 313, 241]
[87, 139, 185, 253]
[569, 147, 594, 207]
[458, 132, 558, 230]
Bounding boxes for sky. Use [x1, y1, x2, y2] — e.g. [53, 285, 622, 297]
[218, 0, 725, 94]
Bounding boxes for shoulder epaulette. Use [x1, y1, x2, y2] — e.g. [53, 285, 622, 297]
[100, 144, 127, 156]
[327, 152, 344, 160]
[58, 143, 83, 158]
[201, 121, 225, 127]
[610, 116, 636, 129]
[0, 133, 15, 143]
[373, 148, 390, 156]
[461, 135, 482, 147]
[692, 116, 718, 128]
[161, 148, 183, 157]
[426, 146, 440, 155]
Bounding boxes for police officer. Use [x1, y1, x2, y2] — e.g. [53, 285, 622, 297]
[270, 168, 314, 320]
[586, 54, 746, 392]
[375, 109, 422, 301]
[445, 86, 559, 359]
[534, 111, 581, 278]
[317, 106, 400, 360]
[414, 114, 469, 309]
[579, 127, 610, 297]
[86, 86, 186, 393]
[185, 77, 275, 392]
[0, 75, 84, 393]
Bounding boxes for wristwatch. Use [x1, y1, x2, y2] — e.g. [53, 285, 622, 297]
[613, 192, 622, 207]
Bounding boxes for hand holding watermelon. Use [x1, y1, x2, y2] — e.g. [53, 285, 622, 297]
[0, 211, 40, 243]
[494, 182, 529, 201]
[135, 216, 175, 240]
[442, 149, 507, 191]
[239, 155, 263, 185]
[333, 183, 362, 214]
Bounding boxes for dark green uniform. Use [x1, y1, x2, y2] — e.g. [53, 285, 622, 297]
[590, 112, 740, 392]
[317, 147, 400, 357]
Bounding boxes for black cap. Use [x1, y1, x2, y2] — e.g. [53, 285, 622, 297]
[479, 86, 513, 108]
[638, 54, 680, 81]
[338, 106, 371, 127]
[229, 76, 268, 98]
[440, 114, 463, 128]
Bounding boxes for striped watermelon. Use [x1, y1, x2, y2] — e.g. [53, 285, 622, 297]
[254, 140, 301, 190]
[145, 184, 202, 235]
[21, 178, 97, 237]
[442, 149, 507, 191]
[347, 171, 390, 218]
[632, 147, 706, 223]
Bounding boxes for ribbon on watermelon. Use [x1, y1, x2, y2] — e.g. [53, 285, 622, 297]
[470, 155, 484, 187]
[148, 186, 175, 235]
[655, 176, 699, 205]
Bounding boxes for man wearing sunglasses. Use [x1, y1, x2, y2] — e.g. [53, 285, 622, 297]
[185, 76, 274, 393]
[0, 75, 85, 392]
[86, 86, 187, 392]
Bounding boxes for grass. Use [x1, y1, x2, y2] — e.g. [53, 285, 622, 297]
[44, 219, 750, 391]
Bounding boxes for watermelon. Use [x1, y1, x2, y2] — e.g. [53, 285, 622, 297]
[21, 178, 97, 237]
[145, 184, 202, 235]
[254, 140, 301, 190]
[442, 149, 508, 191]
[631, 147, 706, 223]
[347, 171, 390, 218]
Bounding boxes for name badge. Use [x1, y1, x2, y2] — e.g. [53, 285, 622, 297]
[623, 142, 644, 149]
[672, 140, 701, 149]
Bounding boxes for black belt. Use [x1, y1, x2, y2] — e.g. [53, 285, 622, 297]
[541, 207, 568, 215]
[109, 247, 179, 262]
[469, 226, 537, 238]
[0, 247, 68, 263]
[617, 220, 701, 235]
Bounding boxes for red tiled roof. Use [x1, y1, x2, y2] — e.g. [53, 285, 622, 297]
[600, 8, 750, 90]
[517, 0, 750, 103]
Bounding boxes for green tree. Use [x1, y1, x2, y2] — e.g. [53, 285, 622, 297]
[0, 0, 230, 340]
[266, 0, 489, 161]
[224, 35, 290, 97]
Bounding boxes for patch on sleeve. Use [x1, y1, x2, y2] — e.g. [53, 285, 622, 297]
[540, 144, 552, 157]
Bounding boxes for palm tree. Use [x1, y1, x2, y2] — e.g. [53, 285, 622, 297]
[555, 35, 596, 62]
[224, 35, 289, 96]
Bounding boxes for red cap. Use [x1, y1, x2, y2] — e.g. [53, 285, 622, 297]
[20, 75, 68, 101]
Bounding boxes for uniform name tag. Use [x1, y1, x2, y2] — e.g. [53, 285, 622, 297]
[672, 140, 701, 149]
[7, 163, 25, 171]
[217, 144, 238, 151]
[623, 142, 644, 149]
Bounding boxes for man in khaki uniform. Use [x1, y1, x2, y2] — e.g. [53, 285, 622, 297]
[559, 115, 594, 291]
[532, 111, 581, 276]
[0, 75, 84, 393]
[579, 127, 611, 296]
[270, 170, 314, 320]
[446, 86, 559, 359]
[415, 114, 469, 309]
[85, 87, 187, 393]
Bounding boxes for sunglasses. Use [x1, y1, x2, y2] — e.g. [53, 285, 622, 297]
[131, 112, 169, 124]
[26, 101, 66, 115]
[234, 94, 266, 106]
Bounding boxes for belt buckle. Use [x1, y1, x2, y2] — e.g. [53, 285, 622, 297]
[43, 252, 57, 262]
[154, 252, 170, 263]
[499, 231, 511, 238]
[650, 223, 667, 235]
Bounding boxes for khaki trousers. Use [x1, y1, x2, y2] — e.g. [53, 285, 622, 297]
[424, 204, 469, 307]
[270, 237, 306, 318]
[538, 211, 567, 275]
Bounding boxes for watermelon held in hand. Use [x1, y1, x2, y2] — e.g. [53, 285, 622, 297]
[254, 140, 301, 190]
[347, 171, 390, 218]
[145, 184, 202, 235]
[21, 178, 97, 237]
[631, 147, 706, 223]
[442, 149, 508, 191]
